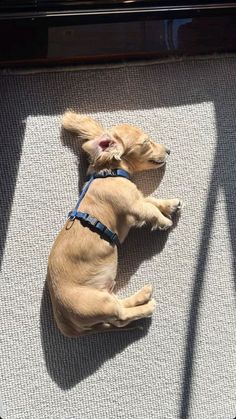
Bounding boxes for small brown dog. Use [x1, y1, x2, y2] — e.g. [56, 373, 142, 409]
[47, 111, 182, 336]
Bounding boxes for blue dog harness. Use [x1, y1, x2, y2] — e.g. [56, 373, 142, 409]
[68, 169, 131, 246]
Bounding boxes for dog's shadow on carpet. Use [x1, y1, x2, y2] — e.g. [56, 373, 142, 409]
[40, 129, 175, 390]
[40, 285, 152, 389]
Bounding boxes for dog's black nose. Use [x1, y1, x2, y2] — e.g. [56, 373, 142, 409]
[166, 148, 171, 155]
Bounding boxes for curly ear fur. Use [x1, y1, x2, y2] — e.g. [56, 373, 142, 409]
[62, 111, 104, 141]
[82, 134, 124, 169]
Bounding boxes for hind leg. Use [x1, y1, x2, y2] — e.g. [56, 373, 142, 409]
[118, 284, 153, 308]
[59, 287, 156, 334]
[108, 284, 153, 328]
[111, 298, 156, 327]
[80, 288, 156, 326]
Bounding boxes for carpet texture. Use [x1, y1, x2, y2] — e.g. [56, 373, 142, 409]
[0, 56, 236, 419]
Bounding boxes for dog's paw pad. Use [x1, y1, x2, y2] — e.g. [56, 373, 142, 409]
[142, 284, 153, 300]
[146, 298, 156, 316]
[167, 199, 184, 215]
[134, 284, 153, 305]
[155, 219, 173, 231]
[176, 200, 185, 212]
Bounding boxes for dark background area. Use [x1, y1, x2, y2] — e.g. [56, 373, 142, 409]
[0, 0, 236, 66]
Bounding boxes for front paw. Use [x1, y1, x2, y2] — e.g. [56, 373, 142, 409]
[152, 218, 173, 231]
[165, 199, 184, 217]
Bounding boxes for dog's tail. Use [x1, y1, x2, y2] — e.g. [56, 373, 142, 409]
[62, 110, 104, 141]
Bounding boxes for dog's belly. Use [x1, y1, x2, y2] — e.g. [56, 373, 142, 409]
[88, 276, 116, 293]
[87, 263, 117, 293]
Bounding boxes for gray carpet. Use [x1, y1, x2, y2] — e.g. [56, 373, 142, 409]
[0, 56, 236, 419]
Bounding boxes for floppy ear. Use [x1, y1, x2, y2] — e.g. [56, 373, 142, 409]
[62, 111, 104, 141]
[82, 134, 124, 165]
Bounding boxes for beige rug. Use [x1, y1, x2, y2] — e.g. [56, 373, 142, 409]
[0, 56, 235, 419]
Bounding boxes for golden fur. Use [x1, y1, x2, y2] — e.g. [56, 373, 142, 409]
[47, 111, 182, 336]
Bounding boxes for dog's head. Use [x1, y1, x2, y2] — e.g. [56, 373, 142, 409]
[62, 112, 170, 173]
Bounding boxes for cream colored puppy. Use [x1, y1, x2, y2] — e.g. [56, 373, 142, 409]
[47, 112, 182, 336]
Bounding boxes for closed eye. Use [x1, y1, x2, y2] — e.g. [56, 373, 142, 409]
[141, 138, 151, 150]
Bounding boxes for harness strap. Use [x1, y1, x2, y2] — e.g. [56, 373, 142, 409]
[74, 169, 130, 211]
[68, 210, 120, 246]
[68, 169, 131, 246]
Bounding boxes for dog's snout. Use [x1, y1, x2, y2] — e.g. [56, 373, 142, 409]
[166, 148, 171, 155]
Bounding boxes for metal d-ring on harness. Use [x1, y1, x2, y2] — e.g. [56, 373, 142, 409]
[68, 169, 131, 246]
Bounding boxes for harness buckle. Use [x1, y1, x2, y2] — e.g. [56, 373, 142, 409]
[68, 210, 76, 221]
[86, 215, 98, 227]
[94, 169, 115, 178]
